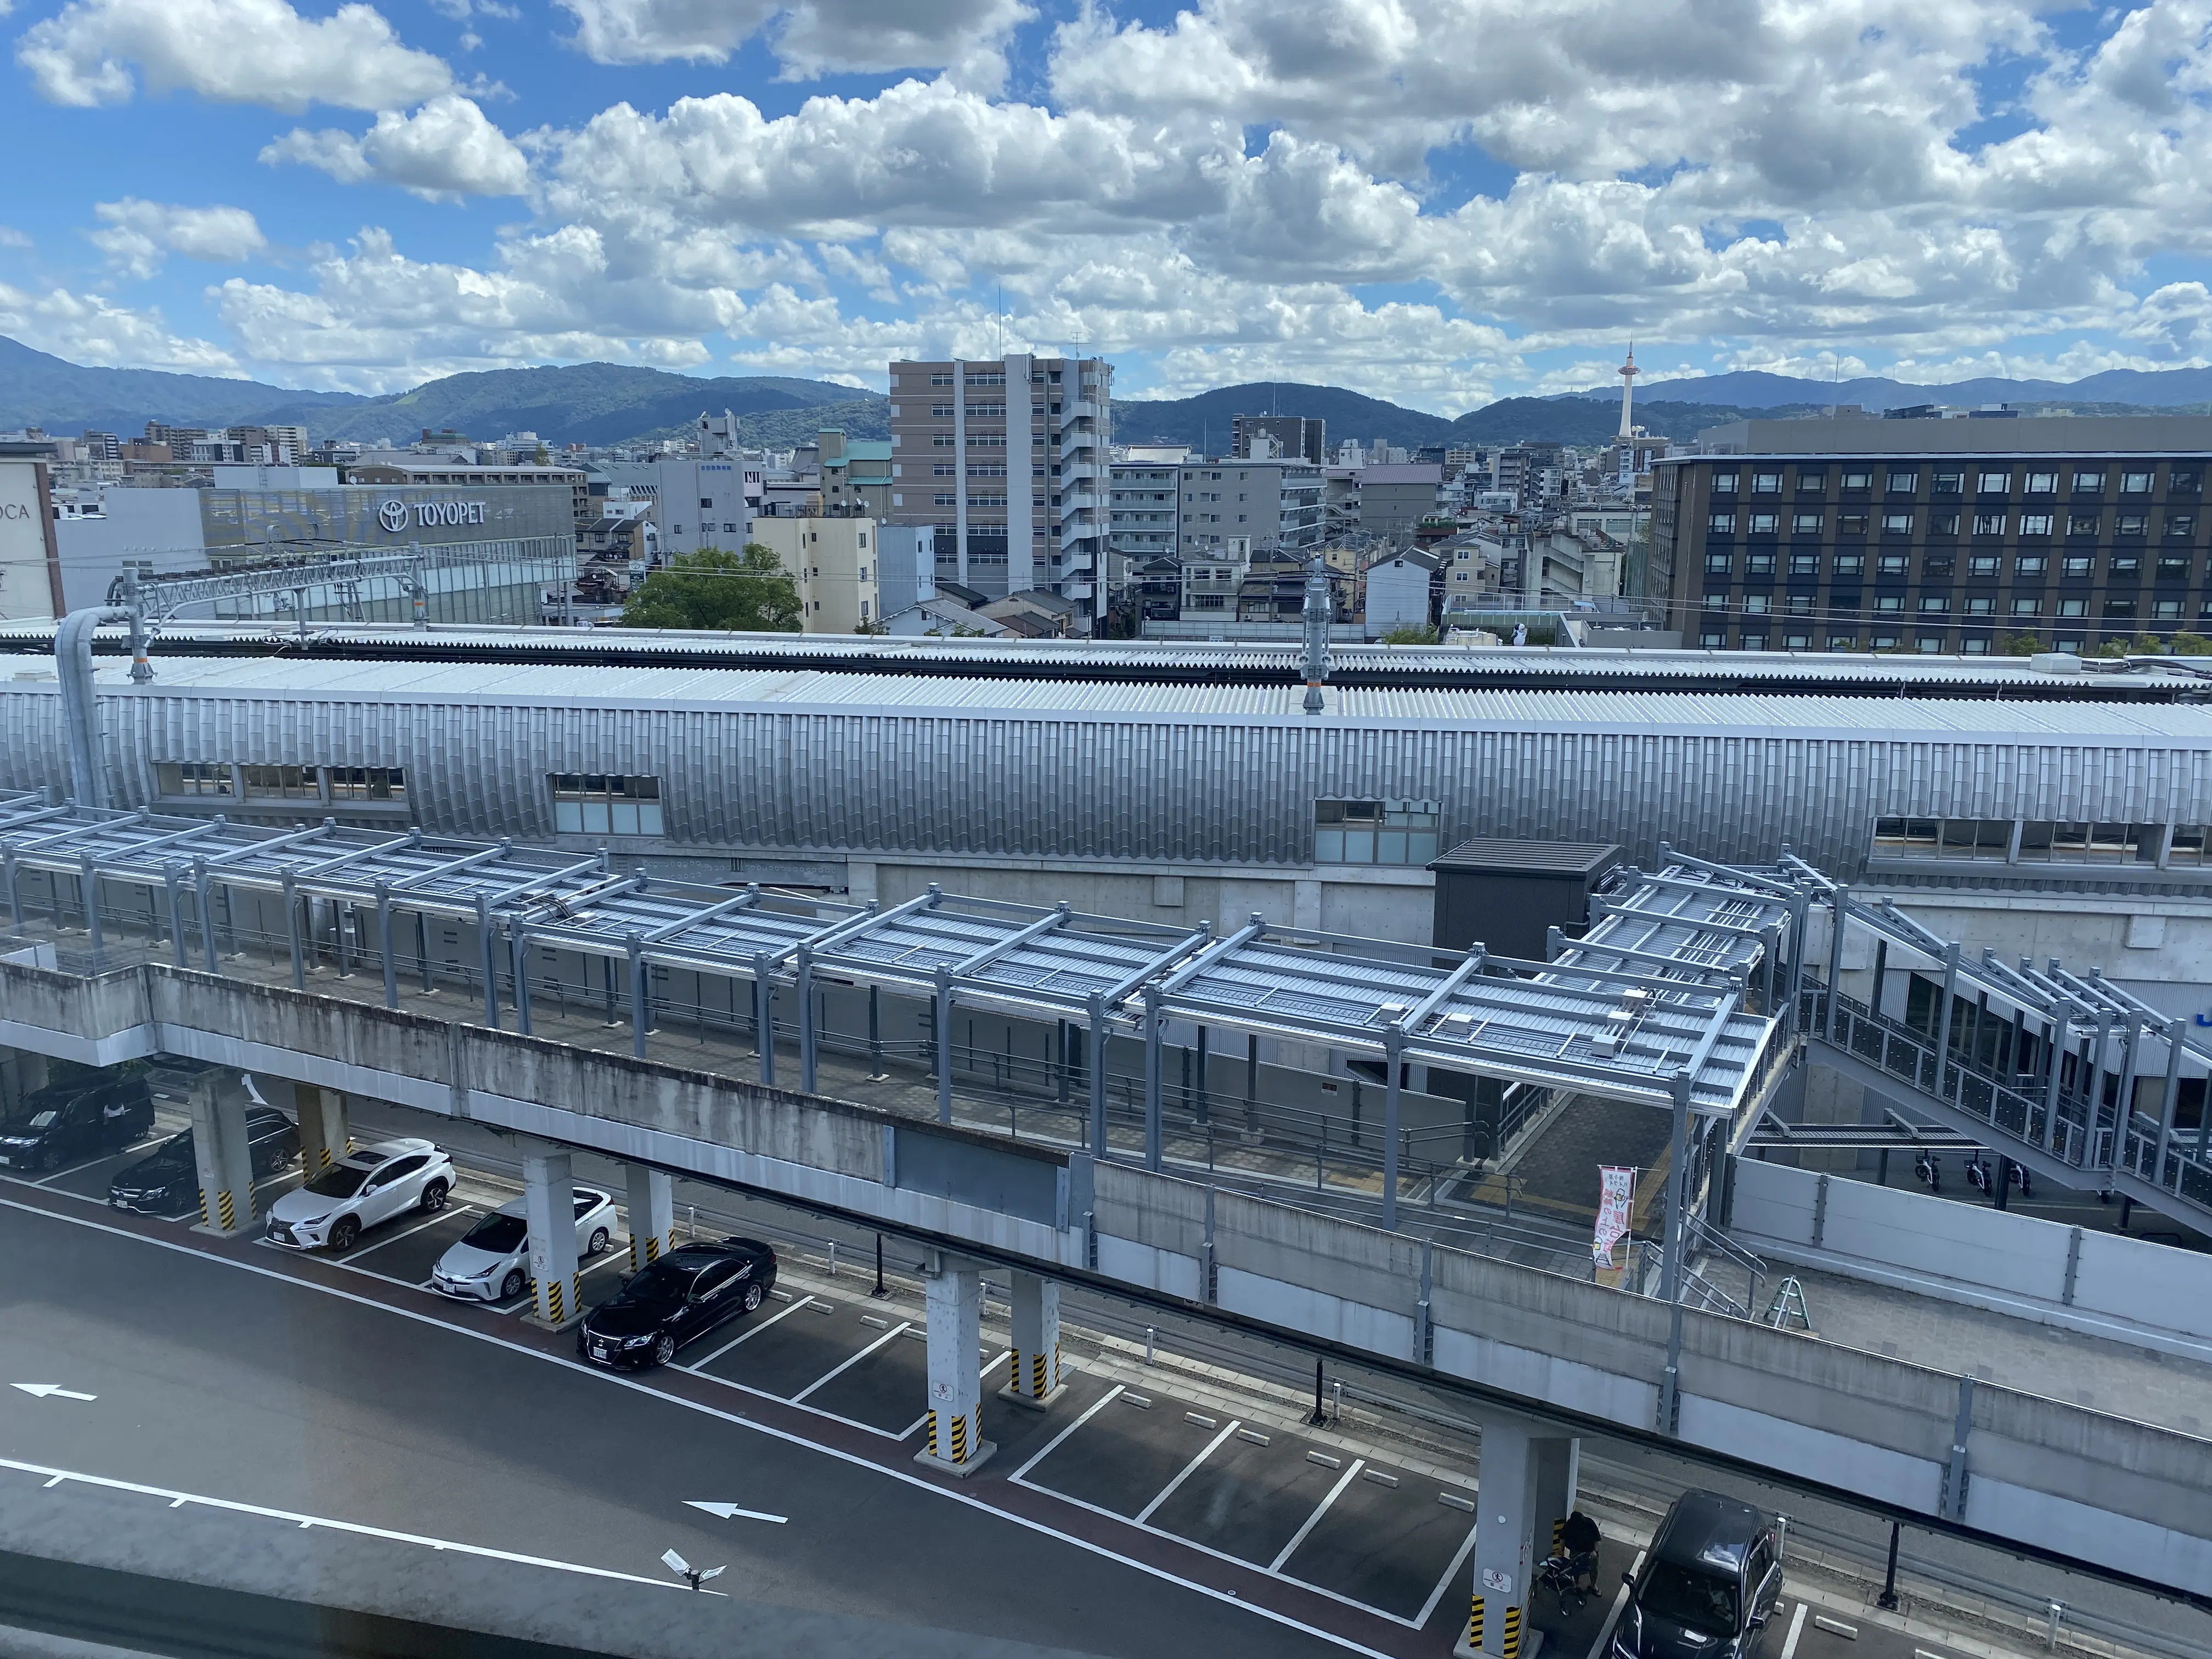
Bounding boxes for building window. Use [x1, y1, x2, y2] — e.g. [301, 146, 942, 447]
[1931, 471, 1963, 495]
[2167, 515, 2196, 539]
[240, 764, 319, 800]
[1702, 593, 1729, 612]
[2072, 470, 2105, 493]
[2111, 554, 2141, 575]
[2155, 599, 2184, 620]
[2121, 471, 2154, 494]
[2173, 471, 2200, 494]
[1751, 471, 1782, 494]
[154, 763, 232, 797]
[1711, 473, 1738, 494]
[1785, 593, 1815, 614]
[1839, 512, 1869, 534]
[1875, 594, 1905, 613]
[2010, 598, 2040, 617]
[1967, 555, 1999, 575]
[1743, 594, 1771, 614]
[2062, 554, 2094, 575]
[1976, 471, 2010, 494]
[1882, 512, 1914, 535]
[2057, 597, 2087, 617]
[2117, 514, 2148, 537]
[1927, 511, 1960, 536]
[1917, 595, 1950, 614]
[2065, 513, 2098, 537]
[1832, 552, 1865, 577]
[1745, 551, 1776, 575]
[1916, 636, 1947, 652]
[1788, 551, 1820, 575]
[1874, 818, 2010, 861]
[1886, 470, 1917, 494]
[1841, 470, 1873, 491]
[1964, 596, 1994, 616]
[550, 774, 664, 836]
[1877, 552, 1909, 575]
[1699, 631, 1726, 648]
[1748, 512, 1779, 534]
[2024, 471, 2058, 494]
[1971, 512, 2006, 535]
[1826, 634, 1857, 649]
[1740, 632, 1768, 650]
[2158, 555, 2191, 578]
[2019, 513, 2053, 536]
[2104, 597, 2137, 618]
[1869, 633, 1900, 650]
[1313, 799, 1440, 865]
[328, 767, 405, 802]
[2018, 822, 2159, 864]
[1783, 631, 1812, 649]
[1708, 512, 1736, 533]
[1797, 469, 1827, 493]
[2016, 554, 2047, 575]
[1923, 554, 1955, 577]
[1792, 513, 1822, 534]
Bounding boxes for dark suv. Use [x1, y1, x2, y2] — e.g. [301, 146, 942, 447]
[1613, 1490, 1782, 1659]
[109, 1109, 301, 1215]
[0, 1073, 155, 1173]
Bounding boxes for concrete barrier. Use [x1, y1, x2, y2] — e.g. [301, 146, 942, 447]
[1730, 1158, 2212, 1352]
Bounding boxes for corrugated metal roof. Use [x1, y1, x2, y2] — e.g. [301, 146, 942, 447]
[42, 652, 2212, 742]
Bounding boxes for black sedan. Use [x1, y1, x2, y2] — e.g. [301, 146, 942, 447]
[577, 1238, 777, 1369]
[0, 1073, 155, 1173]
[107, 1109, 301, 1215]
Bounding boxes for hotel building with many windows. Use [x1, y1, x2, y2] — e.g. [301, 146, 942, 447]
[1652, 416, 2212, 653]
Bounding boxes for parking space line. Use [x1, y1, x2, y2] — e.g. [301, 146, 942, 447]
[345, 1205, 476, 1263]
[681, 1366, 917, 1443]
[981, 1348, 1011, 1380]
[1133, 1418, 1240, 1525]
[791, 1322, 911, 1402]
[578, 1245, 629, 1278]
[1008, 1384, 1125, 1482]
[1268, 1458, 1363, 1572]
[683, 1294, 816, 1368]
[1778, 1600, 1809, 1659]
[1411, 1515, 1481, 1632]
[1588, 1549, 1649, 1659]
[1, 1192, 1404, 1659]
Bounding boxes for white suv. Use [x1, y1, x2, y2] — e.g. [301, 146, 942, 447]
[265, 1138, 454, 1251]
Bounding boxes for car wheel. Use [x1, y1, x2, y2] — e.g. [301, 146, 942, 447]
[742, 1281, 763, 1313]
[652, 1331, 677, 1367]
[499, 1268, 527, 1300]
[419, 1180, 449, 1214]
[586, 1226, 610, 1257]
[329, 1215, 361, 1252]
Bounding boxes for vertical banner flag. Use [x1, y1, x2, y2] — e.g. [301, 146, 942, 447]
[1594, 1166, 1637, 1267]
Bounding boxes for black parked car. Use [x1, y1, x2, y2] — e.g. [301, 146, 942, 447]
[1613, 1491, 1783, 1659]
[107, 1109, 301, 1215]
[578, 1238, 777, 1369]
[0, 1073, 155, 1173]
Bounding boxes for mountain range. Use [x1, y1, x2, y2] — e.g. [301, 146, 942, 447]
[8, 334, 2212, 455]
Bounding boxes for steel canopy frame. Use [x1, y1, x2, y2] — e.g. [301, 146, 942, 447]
[0, 789, 1790, 1129]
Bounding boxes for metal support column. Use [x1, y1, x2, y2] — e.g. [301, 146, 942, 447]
[1824, 888, 1848, 1040]
[1383, 1024, 1404, 1232]
[511, 926, 534, 1036]
[628, 934, 649, 1059]
[1933, 942, 1960, 1100]
[934, 964, 953, 1124]
[1245, 1031, 1261, 1139]
[283, 872, 304, 990]
[476, 895, 498, 1028]
[375, 881, 398, 1008]
[416, 910, 433, 994]
[1087, 991, 1108, 1156]
[798, 946, 817, 1093]
[1194, 1025, 1209, 1122]
[80, 854, 101, 957]
[1057, 1020, 1070, 1105]
[193, 859, 219, 973]
[2042, 1005, 2068, 1153]
[1658, 1069, 1692, 1435]
[1143, 984, 1164, 1172]
[753, 953, 776, 1087]
[868, 985, 885, 1080]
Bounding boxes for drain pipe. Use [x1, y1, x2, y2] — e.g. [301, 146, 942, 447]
[1300, 555, 1332, 714]
[55, 602, 150, 809]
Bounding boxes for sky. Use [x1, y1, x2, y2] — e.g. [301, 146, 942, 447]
[2, 0, 2211, 411]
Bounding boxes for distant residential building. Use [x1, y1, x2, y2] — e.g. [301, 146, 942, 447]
[819, 428, 892, 520]
[1173, 458, 1323, 560]
[747, 515, 913, 633]
[1232, 414, 1326, 466]
[1363, 549, 1440, 635]
[887, 353, 1114, 627]
[1344, 462, 1446, 548]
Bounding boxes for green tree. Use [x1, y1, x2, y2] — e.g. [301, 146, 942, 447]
[1379, 623, 1440, 645]
[617, 544, 803, 633]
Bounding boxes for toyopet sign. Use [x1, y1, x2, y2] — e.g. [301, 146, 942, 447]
[379, 498, 489, 533]
[0, 456, 58, 622]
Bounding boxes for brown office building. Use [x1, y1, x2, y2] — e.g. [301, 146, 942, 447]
[887, 353, 1113, 626]
[1652, 415, 2212, 653]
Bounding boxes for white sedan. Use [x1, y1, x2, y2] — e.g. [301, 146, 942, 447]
[264, 1138, 454, 1252]
[430, 1186, 616, 1302]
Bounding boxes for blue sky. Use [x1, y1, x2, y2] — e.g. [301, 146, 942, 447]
[2, 0, 2209, 411]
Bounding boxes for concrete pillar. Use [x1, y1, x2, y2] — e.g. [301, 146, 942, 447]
[998, 1270, 1065, 1410]
[916, 1259, 993, 1476]
[626, 1163, 675, 1271]
[523, 1144, 582, 1329]
[1456, 1417, 1578, 1659]
[292, 1082, 349, 1174]
[189, 1073, 257, 1239]
[0, 1048, 49, 1114]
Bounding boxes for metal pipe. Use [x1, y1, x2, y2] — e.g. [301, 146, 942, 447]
[477, 894, 498, 1028]
[1824, 889, 1848, 1041]
[1143, 984, 1164, 1171]
[629, 934, 649, 1059]
[1382, 1024, 1404, 1232]
[284, 872, 303, 989]
[798, 946, 817, 1093]
[376, 881, 397, 1009]
[934, 964, 953, 1124]
[2154, 1018, 2183, 1185]
[80, 853, 101, 957]
[867, 984, 884, 1080]
[1933, 942, 1960, 1100]
[1088, 991, 1108, 1156]
[512, 926, 534, 1035]
[754, 952, 776, 1087]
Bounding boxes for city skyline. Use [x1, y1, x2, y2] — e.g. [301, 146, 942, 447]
[2, 1, 2211, 414]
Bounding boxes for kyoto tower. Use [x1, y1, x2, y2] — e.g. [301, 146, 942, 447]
[1617, 342, 1640, 437]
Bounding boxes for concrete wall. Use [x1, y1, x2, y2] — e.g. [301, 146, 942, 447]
[8, 955, 2211, 1593]
[1730, 1158, 2212, 1351]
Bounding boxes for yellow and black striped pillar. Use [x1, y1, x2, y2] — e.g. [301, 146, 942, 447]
[1502, 1604, 1523, 1659]
[1466, 1595, 1485, 1650]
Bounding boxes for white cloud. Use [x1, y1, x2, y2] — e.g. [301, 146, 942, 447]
[18, 0, 454, 111]
[262, 96, 529, 199]
[556, 0, 1032, 86]
[88, 198, 267, 278]
[0, 227, 32, 251]
[0, 281, 242, 374]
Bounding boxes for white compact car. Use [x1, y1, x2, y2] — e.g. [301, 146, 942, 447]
[430, 1186, 616, 1302]
[264, 1138, 454, 1251]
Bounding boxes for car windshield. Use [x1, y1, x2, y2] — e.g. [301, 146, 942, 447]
[304, 1166, 371, 1199]
[1639, 1561, 1739, 1635]
[460, 1214, 527, 1253]
[138, 1133, 193, 1167]
[25, 1110, 57, 1130]
[622, 1261, 697, 1303]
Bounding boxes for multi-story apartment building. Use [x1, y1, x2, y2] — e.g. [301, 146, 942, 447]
[744, 516, 934, 633]
[1653, 415, 2212, 653]
[886, 354, 1113, 627]
[1175, 459, 1323, 558]
[818, 430, 891, 520]
[1232, 414, 1327, 465]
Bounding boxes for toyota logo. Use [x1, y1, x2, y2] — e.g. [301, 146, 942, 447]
[378, 499, 410, 533]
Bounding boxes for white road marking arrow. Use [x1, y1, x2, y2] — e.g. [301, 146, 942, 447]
[12, 1384, 96, 1402]
[684, 1500, 787, 1525]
